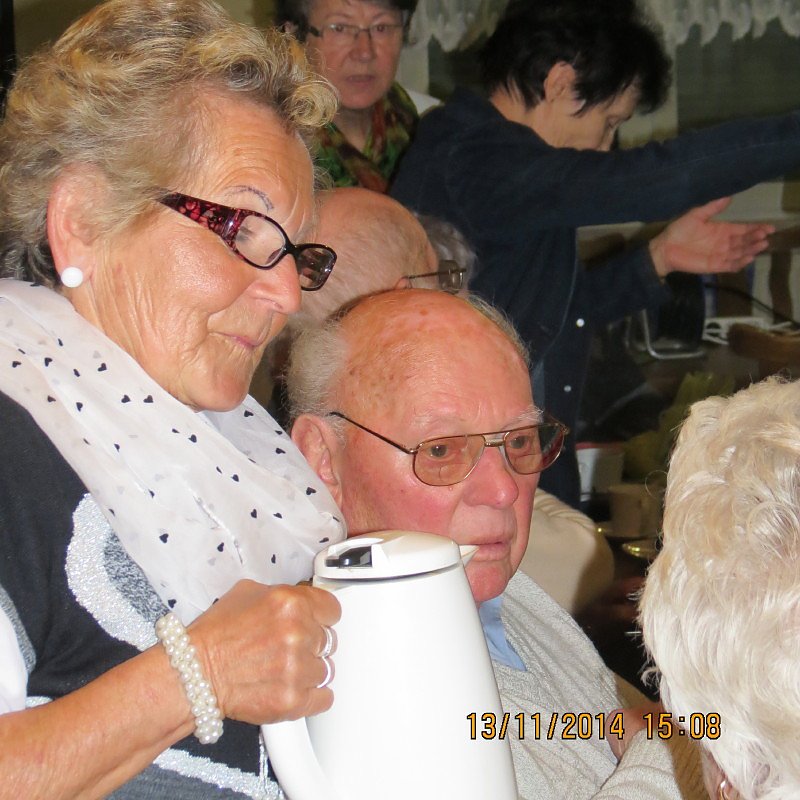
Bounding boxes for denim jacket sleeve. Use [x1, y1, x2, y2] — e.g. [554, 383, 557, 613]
[581, 244, 670, 326]
[439, 103, 800, 235]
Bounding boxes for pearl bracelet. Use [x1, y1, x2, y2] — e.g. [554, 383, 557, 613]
[155, 612, 224, 745]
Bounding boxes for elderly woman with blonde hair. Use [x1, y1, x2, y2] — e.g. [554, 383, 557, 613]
[0, 0, 348, 796]
[640, 377, 800, 800]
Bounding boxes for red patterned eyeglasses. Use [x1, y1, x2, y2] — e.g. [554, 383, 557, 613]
[159, 192, 336, 291]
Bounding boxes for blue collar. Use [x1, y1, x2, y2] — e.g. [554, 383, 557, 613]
[478, 595, 525, 671]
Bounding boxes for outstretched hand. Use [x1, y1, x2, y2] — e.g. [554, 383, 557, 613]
[649, 196, 775, 278]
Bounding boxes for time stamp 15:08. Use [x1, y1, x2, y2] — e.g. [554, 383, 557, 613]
[467, 711, 721, 741]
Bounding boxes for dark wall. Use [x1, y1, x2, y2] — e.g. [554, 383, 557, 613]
[0, 0, 15, 110]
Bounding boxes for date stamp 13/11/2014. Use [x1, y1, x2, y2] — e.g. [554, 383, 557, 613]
[466, 711, 721, 742]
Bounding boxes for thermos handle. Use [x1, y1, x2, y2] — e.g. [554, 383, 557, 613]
[261, 719, 343, 800]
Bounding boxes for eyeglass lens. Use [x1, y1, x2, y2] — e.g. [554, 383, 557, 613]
[438, 269, 463, 292]
[234, 215, 333, 291]
[413, 424, 565, 486]
[235, 213, 284, 267]
[292, 244, 336, 291]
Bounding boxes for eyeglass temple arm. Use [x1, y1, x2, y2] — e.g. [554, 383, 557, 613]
[327, 412, 419, 455]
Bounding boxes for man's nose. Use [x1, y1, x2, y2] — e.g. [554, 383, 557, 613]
[462, 444, 520, 508]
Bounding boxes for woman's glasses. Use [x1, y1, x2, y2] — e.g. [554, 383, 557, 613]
[328, 411, 568, 487]
[307, 22, 404, 48]
[159, 192, 336, 291]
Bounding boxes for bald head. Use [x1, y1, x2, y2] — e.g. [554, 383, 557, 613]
[301, 188, 438, 321]
[342, 292, 524, 413]
[287, 289, 530, 421]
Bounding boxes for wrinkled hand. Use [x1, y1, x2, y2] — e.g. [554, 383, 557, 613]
[188, 579, 341, 724]
[649, 196, 775, 278]
[606, 700, 665, 760]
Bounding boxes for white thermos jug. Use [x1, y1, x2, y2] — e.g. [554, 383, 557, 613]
[263, 530, 518, 800]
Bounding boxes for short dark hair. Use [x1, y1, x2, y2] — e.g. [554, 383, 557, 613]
[275, 0, 418, 40]
[479, 0, 671, 114]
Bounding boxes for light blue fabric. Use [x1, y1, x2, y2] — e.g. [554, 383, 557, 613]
[478, 596, 525, 671]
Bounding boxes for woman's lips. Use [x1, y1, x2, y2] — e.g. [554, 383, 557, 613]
[345, 74, 376, 86]
[224, 332, 266, 350]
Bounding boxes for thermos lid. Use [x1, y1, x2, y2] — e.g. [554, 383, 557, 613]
[314, 530, 462, 580]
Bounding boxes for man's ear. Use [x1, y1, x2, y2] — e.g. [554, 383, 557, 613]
[291, 414, 344, 506]
[46, 166, 107, 285]
[542, 62, 584, 111]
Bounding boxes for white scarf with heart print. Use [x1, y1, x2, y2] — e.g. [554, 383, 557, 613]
[0, 279, 345, 624]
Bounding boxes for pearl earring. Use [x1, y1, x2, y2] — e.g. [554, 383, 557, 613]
[60, 266, 84, 288]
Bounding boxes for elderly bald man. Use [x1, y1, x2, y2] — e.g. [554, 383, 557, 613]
[300, 187, 469, 321]
[286, 289, 703, 800]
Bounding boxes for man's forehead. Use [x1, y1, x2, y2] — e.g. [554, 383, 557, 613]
[338, 333, 430, 411]
[341, 291, 522, 357]
[336, 294, 529, 411]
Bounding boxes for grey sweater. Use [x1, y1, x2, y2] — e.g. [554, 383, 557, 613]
[496, 572, 704, 799]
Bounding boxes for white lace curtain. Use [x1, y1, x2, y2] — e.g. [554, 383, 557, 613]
[407, 0, 800, 53]
[645, 0, 800, 45]
[407, 0, 506, 51]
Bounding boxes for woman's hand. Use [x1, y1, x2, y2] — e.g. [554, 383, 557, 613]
[0, 580, 340, 800]
[649, 196, 775, 278]
[188, 579, 341, 725]
[606, 700, 665, 760]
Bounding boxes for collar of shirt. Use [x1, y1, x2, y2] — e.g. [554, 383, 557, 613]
[478, 595, 526, 671]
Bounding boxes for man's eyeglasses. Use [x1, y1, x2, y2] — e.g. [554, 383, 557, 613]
[159, 192, 336, 291]
[307, 22, 404, 47]
[405, 260, 466, 293]
[328, 411, 568, 487]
